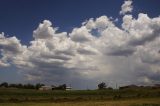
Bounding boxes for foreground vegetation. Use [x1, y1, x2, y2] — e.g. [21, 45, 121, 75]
[0, 98, 160, 106]
[0, 87, 160, 103]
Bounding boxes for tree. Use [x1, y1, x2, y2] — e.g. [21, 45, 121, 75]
[9, 84, 17, 88]
[60, 84, 66, 90]
[23, 83, 35, 89]
[0, 82, 8, 88]
[98, 82, 107, 90]
[35, 83, 45, 89]
[17, 83, 23, 88]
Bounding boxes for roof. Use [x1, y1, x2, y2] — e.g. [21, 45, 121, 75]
[66, 86, 72, 89]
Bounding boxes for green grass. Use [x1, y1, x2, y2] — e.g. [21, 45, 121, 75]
[0, 88, 160, 103]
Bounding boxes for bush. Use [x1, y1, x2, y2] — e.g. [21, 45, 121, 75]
[98, 82, 107, 90]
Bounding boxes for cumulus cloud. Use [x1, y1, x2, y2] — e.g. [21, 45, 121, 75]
[125, 14, 160, 46]
[120, 0, 133, 15]
[33, 20, 55, 39]
[70, 26, 94, 42]
[33, 20, 67, 40]
[0, 32, 26, 68]
[1, 0, 160, 88]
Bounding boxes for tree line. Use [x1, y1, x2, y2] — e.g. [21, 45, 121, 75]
[0, 82, 108, 90]
[0, 82, 44, 89]
[1, 82, 159, 90]
[0, 82, 68, 90]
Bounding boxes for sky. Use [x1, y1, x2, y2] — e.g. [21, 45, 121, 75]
[0, 0, 160, 89]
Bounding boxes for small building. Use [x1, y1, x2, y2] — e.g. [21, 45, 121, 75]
[66, 86, 72, 90]
[39, 85, 72, 91]
[39, 86, 52, 91]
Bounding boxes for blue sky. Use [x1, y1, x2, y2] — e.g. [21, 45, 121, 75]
[0, 0, 160, 89]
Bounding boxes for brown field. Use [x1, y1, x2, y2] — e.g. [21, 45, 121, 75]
[0, 98, 160, 106]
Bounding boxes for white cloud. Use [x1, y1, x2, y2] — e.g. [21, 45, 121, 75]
[126, 14, 160, 46]
[33, 20, 55, 39]
[33, 20, 67, 40]
[0, 32, 26, 68]
[120, 0, 133, 15]
[69, 26, 94, 42]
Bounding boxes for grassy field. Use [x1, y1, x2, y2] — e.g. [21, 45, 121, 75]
[0, 98, 160, 106]
[0, 88, 160, 106]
